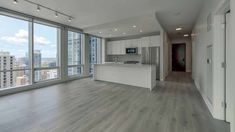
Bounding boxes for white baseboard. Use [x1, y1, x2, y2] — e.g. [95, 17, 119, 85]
[194, 80, 214, 117]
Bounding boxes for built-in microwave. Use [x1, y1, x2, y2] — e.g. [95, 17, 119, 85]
[126, 47, 138, 54]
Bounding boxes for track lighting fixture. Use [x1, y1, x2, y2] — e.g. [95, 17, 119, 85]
[12, 0, 74, 22]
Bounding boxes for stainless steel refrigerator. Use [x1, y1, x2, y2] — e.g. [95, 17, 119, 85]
[141, 47, 160, 80]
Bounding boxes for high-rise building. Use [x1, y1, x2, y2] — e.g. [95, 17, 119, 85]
[0, 51, 16, 89]
[90, 37, 98, 64]
[34, 50, 41, 81]
[16, 75, 27, 86]
[68, 32, 81, 75]
[89, 37, 101, 74]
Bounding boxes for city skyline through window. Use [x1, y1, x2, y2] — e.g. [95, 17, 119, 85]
[0, 15, 30, 88]
[89, 36, 101, 74]
[33, 23, 60, 82]
[67, 31, 83, 76]
[0, 14, 61, 88]
[0, 11, 89, 90]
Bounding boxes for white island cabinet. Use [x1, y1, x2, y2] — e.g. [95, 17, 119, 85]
[93, 64, 157, 91]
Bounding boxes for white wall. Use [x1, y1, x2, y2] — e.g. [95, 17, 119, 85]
[159, 29, 164, 81]
[171, 38, 192, 73]
[192, 0, 227, 121]
[163, 31, 171, 79]
[229, 0, 235, 131]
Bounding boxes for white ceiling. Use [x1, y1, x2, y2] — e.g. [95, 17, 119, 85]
[0, 0, 203, 39]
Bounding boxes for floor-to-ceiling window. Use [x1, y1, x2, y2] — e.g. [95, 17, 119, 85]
[89, 36, 101, 74]
[0, 14, 31, 89]
[33, 22, 60, 82]
[67, 30, 83, 76]
[0, 9, 93, 91]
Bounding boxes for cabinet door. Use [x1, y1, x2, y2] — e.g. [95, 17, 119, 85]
[150, 36, 160, 47]
[141, 37, 150, 47]
[116, 41, 121, 55]
[112, 41, 118, 55]
[131, 39, 138, 48]
[107, 42, 112, 55]
[137, 39, 142, 54]
[120, 40, 125, 54]
[125, 40, 131, 48]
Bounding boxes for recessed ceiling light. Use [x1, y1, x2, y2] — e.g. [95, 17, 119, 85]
[36, 5, 41, 12]
[191, 33, 196, 37]
[13, 0, 18, 4]
[99, 31, 102, 34]
[114, 28, 118, 31]
[176, 27, 182, 31]
[184, 34, 189, 37]
[123, 32, 126, 35]
[132, 25, 137, 28]
[140, 30, 143, 33]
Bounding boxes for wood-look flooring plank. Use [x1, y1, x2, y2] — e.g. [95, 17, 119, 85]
[0, 72, 230, 132]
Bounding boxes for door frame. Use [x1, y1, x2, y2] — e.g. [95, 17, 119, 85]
[213, 0, 230, 121]
[172, 43, 186, 72]
[225, 10, 231, 122]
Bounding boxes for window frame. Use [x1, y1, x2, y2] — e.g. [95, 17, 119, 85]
[67, 29, 84, 77]
[0, 13, 32, 89]
[32, 21, 62, 83]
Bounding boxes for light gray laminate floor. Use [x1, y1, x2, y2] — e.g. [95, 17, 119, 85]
[0, 72, 229, 132]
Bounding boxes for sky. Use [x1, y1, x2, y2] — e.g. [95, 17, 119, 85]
[0, 15, 57, 59]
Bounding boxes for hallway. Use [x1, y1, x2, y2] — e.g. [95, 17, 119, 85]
[0, 73, 229, 132]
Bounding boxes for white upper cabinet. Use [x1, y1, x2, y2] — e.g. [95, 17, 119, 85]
[137, 39, 142, 54]
[149, 36, 161, 47]
[125, 40, 132, 48]
[131, 39, 139, 48]
[112, 41, 120, 55]
[120, 40, 126, 54]
[107, 41, 112, 55]
[141, 37, 150, 47]
[107, 35, 160, 55]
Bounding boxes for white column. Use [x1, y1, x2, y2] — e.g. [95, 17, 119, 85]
[83, 34, 90, 76]
[60, 28, 68, 81]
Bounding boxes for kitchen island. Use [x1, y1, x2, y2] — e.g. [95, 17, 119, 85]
[93, 63, 157, 90]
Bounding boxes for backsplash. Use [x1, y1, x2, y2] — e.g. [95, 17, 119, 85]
[107, 55, 141, 62]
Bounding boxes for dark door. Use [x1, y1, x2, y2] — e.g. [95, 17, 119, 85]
[172, 44, 186, 72]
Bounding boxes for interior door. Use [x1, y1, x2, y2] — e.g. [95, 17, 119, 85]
[206, 45, 213, 104]
[172, 44, 186, 72]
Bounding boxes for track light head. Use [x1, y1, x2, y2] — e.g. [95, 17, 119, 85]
[68, 17, 72, 22]
[36, 5, 41, 12]
[13, 0, 18, 4]
[55, 12, 58, 18]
